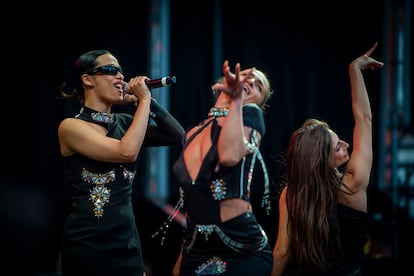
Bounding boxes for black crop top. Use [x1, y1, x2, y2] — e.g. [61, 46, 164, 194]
[172, 104, 269, 224]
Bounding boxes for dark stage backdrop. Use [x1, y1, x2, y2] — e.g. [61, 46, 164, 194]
[1, 0, 413, 275]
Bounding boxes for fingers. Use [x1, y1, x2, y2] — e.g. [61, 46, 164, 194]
[218, 60, 255, 91]
[234, 62, 240, 75]
[365, 41, 378, 57]
[223, 60, 229, 72]
[244, 67, 255, 79]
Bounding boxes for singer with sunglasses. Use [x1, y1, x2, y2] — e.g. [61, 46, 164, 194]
[57, 49, 185, 276]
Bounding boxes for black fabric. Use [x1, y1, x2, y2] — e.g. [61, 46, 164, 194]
[75, 106, 115, 129]
[172, 105, 266, 224]
[61, 135, 144, 275]
[173, 104, 272, 275]
[173, 118, 221, 224]
[143, 99, 185, 146]
[180, 212, 273, 276]
[283, 204, 369, 276]
[77, 104, 184, 147]
[242, 103, 265, 137]
[61, 106, 183, 275]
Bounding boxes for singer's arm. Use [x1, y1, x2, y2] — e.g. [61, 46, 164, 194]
[143, 98, 185, 147]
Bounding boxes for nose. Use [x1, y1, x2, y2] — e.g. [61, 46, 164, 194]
[246, 78, 255, 85]
[340, 140, 349, 148]
[116, 73, 124, 80]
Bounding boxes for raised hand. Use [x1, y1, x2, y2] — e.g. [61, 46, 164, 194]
[350, 42, 384, 71]
[211, 60, 255, 98]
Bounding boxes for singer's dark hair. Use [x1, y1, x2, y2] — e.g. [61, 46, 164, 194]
[57, 49, 111, 108]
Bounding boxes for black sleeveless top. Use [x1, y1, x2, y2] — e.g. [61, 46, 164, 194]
[172, 104, 267, 225]
[284, 204, 369, 275]
[61, 107, 145, 275]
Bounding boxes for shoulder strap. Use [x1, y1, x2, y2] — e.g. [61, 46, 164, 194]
[183, 118, 215, 149]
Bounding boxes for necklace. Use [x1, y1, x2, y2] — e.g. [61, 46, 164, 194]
[76, 106, 115, 128]
[208, 107, 229, 118]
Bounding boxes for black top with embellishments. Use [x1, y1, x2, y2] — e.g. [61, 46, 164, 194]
[61, 109, 145, 275]
[172, 103, 268, 225]
[61, 104, 184, 276]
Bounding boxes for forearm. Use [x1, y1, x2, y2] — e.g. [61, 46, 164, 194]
[143, 98, 185, 146]
[218, 98, 246, 165]
[349, 65, 372, 123]
[120, 97, 151, 161]
[349, 64, 373, 159]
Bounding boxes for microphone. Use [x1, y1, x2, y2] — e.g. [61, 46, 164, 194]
[124, 76, 176, 93]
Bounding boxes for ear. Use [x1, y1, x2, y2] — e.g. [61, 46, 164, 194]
[81, 73, 94, 87]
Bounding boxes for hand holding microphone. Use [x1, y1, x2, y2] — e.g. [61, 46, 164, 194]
[124, 76, 176, 93]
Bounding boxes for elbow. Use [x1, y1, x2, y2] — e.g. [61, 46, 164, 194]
[165, 126, 185, 145]
[367, 114, 373, 124]
[169, 124, 185, 143]
[272, 250, 289, 276]
[173, 132, 185, 144]
[120, 152, 139, 163]
[218, 142, 245, 166]
[353, 107, 372, 124]
[361, 112, 372, 123]
[218, 152, 242, 167]
[274, 249, 289, 263]
[273, 243, 290, 265]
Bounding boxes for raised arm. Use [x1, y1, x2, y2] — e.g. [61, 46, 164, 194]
[341, 42, 384, 210]
[211, 61, 255, 166]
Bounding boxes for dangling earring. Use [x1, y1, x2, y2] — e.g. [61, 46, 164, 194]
[334, 167, 343, 178]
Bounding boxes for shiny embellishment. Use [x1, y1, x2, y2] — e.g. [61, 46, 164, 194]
[91, 111, 114, 124]
[244, 129, 258, 153]
[76, 106, 115, 129]
[208, 107, 228, 118]
[152, 187, 185, 245]
[82, 168, 115, 219]
[210, 179, 227, 200]
[183, 221, 269, 254]
[256, 149, 271, 215]
[196, 224, 216, 240]
[195, 256, 227, 275]
[122, 166, 136, 185]
[335, 167, 343, 178]
[215, 222, 269, 253]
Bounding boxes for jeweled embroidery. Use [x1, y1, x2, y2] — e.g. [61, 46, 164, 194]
[183, 221, 269, 254]
[210, 179, 227, 200]
[82, 168, 115, 218]
[208, 107, 228, 118]
[195, 256, 227, 275]
[196, 224, 215, 240]
[91, 111, 114, 124]
[122, 166, 136, 185]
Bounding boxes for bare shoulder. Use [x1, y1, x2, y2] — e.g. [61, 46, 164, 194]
[59, 117, 78, 126]
[58, 117, 81, 133]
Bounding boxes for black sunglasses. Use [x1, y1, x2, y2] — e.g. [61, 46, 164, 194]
[86, 65, 123, 76]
